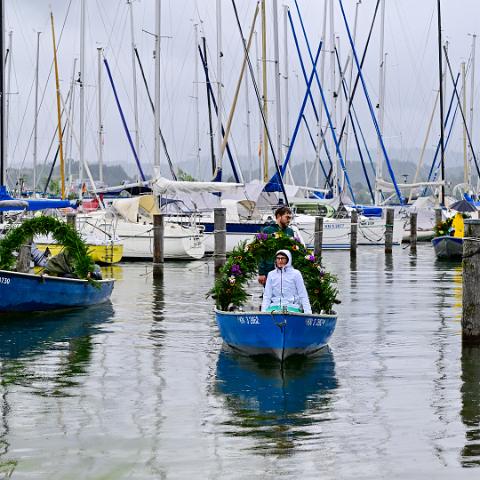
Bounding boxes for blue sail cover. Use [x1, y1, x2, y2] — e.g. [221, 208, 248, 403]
[263, 172, 283, 192]
[0, 186, 77, 212]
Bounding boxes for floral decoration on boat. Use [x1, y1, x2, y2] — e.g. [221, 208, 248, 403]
[209, 232, 339, 314]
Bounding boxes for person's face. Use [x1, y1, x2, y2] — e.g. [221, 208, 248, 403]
[275, 254, 288, 268]
[277, 212, 292, 228]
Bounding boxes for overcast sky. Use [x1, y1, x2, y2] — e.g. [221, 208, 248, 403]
[3, 0, 480, 185]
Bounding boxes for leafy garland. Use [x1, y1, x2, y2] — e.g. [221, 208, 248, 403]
[0, 216, 96, 280]
[434, 213, 469, 237]
[209, 232, 339, 314]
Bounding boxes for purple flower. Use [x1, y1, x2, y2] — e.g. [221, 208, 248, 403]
[256, 232, 268, 241]
[318, 268, 326, 277]
[305, 254, 315, 262]
[231, 264, 242, 276]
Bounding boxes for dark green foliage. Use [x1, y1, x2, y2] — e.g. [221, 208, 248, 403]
[0, 216, 96, 280]
[209, 233, 339, 314]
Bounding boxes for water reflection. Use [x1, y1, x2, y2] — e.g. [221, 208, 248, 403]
[100, 264, 124, 281]
[461, 345, 480, 466]
[0, 303, 114, 363]
[384, 252, 394, 272]
[0, 303, 114, 476]
[215, 348, 338, 454]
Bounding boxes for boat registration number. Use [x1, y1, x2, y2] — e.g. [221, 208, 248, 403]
[0, 277, 11, 285]
[305, 318, 327, 327]
[238, 315, 260, 325]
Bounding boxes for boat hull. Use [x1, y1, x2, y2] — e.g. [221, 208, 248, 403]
[215, 309, 337, 361]
[36, 242, 124, 264]
[294, 214, 404, 247]
[432, 236, 463, 259]
[0, 270, 115, 312]
[114, 222, 205, 260]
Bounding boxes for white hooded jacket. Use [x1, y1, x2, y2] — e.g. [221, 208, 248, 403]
[261, 249, 312, 314]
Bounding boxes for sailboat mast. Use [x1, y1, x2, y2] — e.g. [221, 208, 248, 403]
[342, 0, 360, 165]
[244, 57, 253, 181]
[128, 0, 140, 165]
[33, 31, 41, 194]
[462, 61, 468, 187]
[216, 0, 223, 174]
[375, 0, 385, 205]
[154, 0, 161, 177]
[261, 0, 268, 182]
[79, 0, 86, 194]
[194, 23, 200, 179]
[97, 47, 104, 184]
[272, 0, 283, 173]
[0, 0, 4, 190]
[469, 34, 476, 190]
[283, 5, 290, 155]
[66, 58, 78, 185]
[255, 30, 262, 180]
[50, 11, 65, 199]
[315, 0, 328, 187]
[437, 0, 445, 206]
[329, 0, 338, 197]
[5, 30, 11, 174]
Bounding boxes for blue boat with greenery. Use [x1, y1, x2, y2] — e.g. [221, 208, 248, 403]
[210, 233, 339, 361]
[0, 216, 114, 313]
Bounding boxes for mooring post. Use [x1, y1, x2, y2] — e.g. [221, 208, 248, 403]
[350, 210, 358, 256]
[314, 216, 323, 259]
[16, 239, 32, 273]
[435, 207, 443, 228]
[214, 207, 227, 273]
[410, 212, 418, 255]
[462, 219, 480, 343]
[152, 213, 164, 277]
[66, 212, 76, 230]
[385, 208, 394, 254]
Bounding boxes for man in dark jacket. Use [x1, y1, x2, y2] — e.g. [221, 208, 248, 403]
[257, 206, 295, 285]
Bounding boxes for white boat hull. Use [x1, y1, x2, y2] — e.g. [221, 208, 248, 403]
[294, 214, 404, 248]
[77, 212, 205, 260]
[114, 221, 205, 260]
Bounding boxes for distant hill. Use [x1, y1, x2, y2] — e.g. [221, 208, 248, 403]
[6, 162, 134, 192]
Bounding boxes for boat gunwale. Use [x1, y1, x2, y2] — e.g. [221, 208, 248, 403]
[214, 308, 337, 319]
[0, 269, 114, 285]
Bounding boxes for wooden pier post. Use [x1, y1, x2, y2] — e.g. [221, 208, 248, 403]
[385, 208, 394, 254]
[435, 207, 443, 228]
[462, 219, 480, 343]
[410, 212, 417, 255]
[16, 240, 32, 273]
[350, 210, 358, 256]
[66, 212, 76, 230]
[214, 208, 227, 273]
[152, 213, 164, 277]
[314, 216, 323, 259]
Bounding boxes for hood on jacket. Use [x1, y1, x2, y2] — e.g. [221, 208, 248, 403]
[275, 249, 292, 269]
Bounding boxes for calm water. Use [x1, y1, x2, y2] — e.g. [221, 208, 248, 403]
[0, 244, 479, 479]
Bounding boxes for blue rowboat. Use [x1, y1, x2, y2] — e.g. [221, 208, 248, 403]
[0, 270, 114, 313]
[215, 308, 337, 361]
[431, 236, 463, 260]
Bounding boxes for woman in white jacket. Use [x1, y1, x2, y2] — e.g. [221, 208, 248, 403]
[261, 249, 312, 314]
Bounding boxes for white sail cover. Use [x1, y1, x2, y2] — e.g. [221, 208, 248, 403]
[376, 178, 445, 192]
[152, 177, 245, 195]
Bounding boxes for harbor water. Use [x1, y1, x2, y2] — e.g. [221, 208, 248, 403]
[0, 244, 479, 479]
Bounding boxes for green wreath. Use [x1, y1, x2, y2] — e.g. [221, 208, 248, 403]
[0, 216, 96, 280]
[209, 232, 339, 314]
